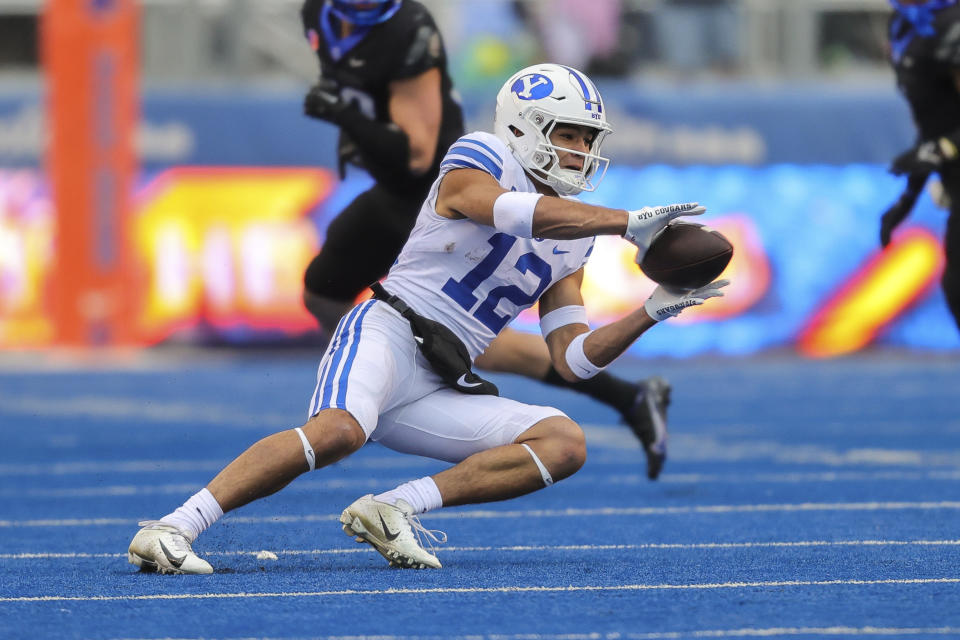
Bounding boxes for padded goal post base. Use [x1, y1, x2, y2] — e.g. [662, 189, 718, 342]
[42, 0, 140, 346]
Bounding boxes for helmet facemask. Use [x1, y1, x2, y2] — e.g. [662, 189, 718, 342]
[525, 115, 611, 196]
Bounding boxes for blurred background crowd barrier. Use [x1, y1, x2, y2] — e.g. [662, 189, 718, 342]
[0, 0, 956, 356]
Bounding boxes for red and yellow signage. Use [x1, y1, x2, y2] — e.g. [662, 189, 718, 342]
[798, 228, 944, 358]
[133, 167, 332, 343]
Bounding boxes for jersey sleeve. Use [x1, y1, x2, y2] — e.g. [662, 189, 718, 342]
[387, 6, 446, 81]
[439, 133, 508, 184]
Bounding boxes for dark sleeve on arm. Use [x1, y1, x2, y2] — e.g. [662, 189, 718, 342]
[336, 106, 413, 188]
[904, 171, 931, 199]
[388, 13, 445, 81]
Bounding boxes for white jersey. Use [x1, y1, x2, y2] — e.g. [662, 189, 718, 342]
[382, 131, 595, 359]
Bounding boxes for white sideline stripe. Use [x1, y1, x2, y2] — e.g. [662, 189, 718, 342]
[0, 456, 435, 477]
[99, 628, 960, 640]
[5, 501, 960, 528]
[3, 577, 959, 603]
[10, 469, 960, 499]
[0, 394, 295, 428]
[4, 441, 960, 477]
[4, 539, 960, 560]
[0, 459, 228, 477]
[0, 477, 390, 498]
[3, 428, 960, 476]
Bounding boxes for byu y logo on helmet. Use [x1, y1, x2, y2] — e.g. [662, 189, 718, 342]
[511, 74, 554, 100]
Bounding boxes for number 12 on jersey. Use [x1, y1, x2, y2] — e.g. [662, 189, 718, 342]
[441, 233, 553, 333]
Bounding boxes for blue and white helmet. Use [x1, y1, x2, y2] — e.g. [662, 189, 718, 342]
[494, 63, 612, 196]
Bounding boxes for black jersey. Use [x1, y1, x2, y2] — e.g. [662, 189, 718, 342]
[301, 0, 465, 195]
[891, 3, 960, 141]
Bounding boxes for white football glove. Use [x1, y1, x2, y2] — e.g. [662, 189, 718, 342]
[624, 202, 706, 262]
[644, 279, 729, 322]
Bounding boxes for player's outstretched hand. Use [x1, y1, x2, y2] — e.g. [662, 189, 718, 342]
[643, 279, 728, 322]
[624, 202, 706, 262]
[890, 139, 958, 176]
[304, 79, 348, 123]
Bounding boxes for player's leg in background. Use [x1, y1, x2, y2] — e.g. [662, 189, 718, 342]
[941, 206, 960, 332]
[303, 184, 422, 342]
[940, 171, 960, 332]
[474, 327, 671, 479]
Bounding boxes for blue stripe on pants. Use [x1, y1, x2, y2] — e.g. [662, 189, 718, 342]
[318, 301, 374, 411]
[334, 301, 374, 409]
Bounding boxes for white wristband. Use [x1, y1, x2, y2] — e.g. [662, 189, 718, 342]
[493, 191, 543, 238]
[540, 305, 588, 338]
[564, 330, 604, 380]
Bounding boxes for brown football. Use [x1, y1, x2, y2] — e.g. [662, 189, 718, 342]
[639, 222, 733, 290]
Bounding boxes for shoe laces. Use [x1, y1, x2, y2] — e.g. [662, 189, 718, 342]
[404, 513, 447, 553]
[138, 520, 193, 553]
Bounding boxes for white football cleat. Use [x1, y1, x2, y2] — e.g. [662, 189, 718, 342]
[127, 520, 213, 575]
[340, 494, 446, 569]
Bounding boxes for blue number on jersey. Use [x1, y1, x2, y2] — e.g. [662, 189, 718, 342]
[441, 233, 553, 333]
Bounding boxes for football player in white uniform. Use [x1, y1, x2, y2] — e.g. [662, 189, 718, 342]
[127, 63, 727, 573]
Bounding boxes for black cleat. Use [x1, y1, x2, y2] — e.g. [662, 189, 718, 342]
[622, 376, 671, 480]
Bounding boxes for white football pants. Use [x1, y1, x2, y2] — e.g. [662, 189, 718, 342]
[307, 299, 566, 463]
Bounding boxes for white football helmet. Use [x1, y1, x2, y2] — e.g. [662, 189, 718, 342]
[494, 63, 612, 196]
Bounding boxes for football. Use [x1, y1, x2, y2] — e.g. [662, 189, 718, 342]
[639, 222, 733, 290]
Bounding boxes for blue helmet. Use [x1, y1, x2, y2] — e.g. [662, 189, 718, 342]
[890, 0, 957, 32]
[329, 0, 402, 26]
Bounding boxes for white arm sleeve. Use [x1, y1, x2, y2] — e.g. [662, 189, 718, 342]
[540, 305, 588, 338]
[564, 331, 605, 380]
[493, 191, 543, 238]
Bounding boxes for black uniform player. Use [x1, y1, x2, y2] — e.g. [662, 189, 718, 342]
[300, 0, 463, 319]
[299, 0, 673, 479]
[882, 0, 960, 331]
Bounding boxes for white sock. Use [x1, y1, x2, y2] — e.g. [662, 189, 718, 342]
[374, 476, 443, 514]
[161, 488, 223, 542]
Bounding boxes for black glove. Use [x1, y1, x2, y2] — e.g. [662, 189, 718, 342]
[303, 79, 349, 123]
[890, 138, 959, 175]
[880, 172, 929, 247]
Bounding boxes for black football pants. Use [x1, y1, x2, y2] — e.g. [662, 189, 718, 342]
[304, 182, 427, 302]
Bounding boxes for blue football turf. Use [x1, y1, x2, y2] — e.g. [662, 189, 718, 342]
[1, 349, 959, 639]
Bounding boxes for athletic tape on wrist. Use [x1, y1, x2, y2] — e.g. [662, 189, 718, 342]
[294, 427, 316, 471]
[539, 305, 588, 338]
[493, 191, 543, 238]
[564, 330, 604, 380]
